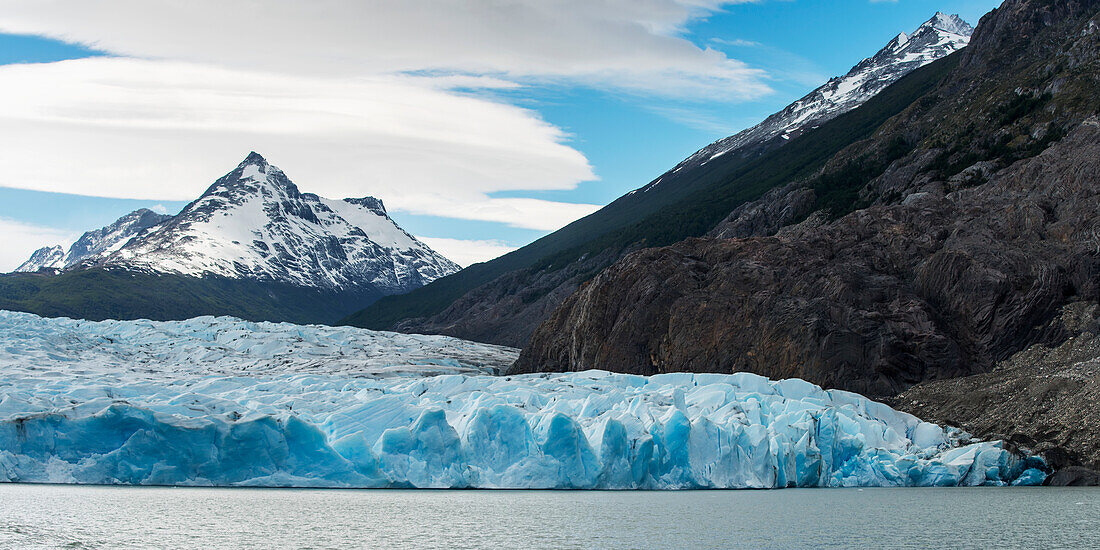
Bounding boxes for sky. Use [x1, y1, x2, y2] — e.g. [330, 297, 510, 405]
[0, 0, 1002, 270]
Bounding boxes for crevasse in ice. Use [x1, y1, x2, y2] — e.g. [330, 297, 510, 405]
[0, 311, 1045, 488]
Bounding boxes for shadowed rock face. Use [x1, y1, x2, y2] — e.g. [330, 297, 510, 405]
[512, 119, 1100, 398]
[893, 302, 1100, 484]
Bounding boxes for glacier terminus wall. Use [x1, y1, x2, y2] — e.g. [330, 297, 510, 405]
[0, 311, 1045, 489]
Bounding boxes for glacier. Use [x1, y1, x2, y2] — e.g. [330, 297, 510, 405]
[0, 311, 1045, 489]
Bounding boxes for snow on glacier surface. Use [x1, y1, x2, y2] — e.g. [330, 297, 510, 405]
[0, 311, 1044, 489]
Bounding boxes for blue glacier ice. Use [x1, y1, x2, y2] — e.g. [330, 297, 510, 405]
[0, 311, 1044, 488]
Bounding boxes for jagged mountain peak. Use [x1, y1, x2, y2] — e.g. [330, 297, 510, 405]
[242, 150, 267, 165]
[14, 207, 171, 273]
[15, 245, 65, 273]
[235, 151, 285, 184]
[99, 153, 460, 292]
[202, 151, 297, 200]
[923, 12, 974, 36]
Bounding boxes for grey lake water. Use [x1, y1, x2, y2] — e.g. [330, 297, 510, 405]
[0, 484, 1097, 549]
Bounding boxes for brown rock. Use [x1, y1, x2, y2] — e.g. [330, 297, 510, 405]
[513, 120, 1100, 399]
[893, 302, 1100, 481]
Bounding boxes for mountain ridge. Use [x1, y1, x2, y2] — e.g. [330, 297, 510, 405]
[100, 152, 460, 292]
[341, 12, 974, 346]
[15, 152, 460, 293]
[4, 152, 460, 323]
[665, 12, 973, 175]
[512, 0, 1100, 480]
[16, 208, 171, 273]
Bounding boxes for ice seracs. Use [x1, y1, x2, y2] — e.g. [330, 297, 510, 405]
[0, 311, 1044, 489]
[0, 310, 518, 379]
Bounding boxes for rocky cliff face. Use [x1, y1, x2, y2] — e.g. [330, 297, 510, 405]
[514, 120, 1100, 397]
[515, 0, 1100, 394]
[893, 301, 1100, 484]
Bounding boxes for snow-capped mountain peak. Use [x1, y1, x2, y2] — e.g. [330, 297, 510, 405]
[239, 151, 273, 180]
[102, 152, 460, 291]
[655, 12, 974, 181]
[16, 152, 460, 295]
[15, 245, 64, 273]
[924, 12, 974, 36]
[15, 208, 171, 273]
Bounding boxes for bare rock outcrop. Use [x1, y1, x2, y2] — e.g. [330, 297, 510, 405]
[893, 302, 1100, 484]
[513, 119, 1100, 398]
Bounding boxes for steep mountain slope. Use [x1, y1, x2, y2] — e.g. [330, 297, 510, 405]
[517, 122, 1100, 392]
[342, 12, 972, 344]
[1, 153, 459, 323]
[16, 209, 170, 272]
[514, 0, 1100, 475]
[671, 13, 972, 173]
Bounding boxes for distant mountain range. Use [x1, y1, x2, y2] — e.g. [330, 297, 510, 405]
[340, 12, 975, 346]
[3, 153, 459, 323]
[18, 208, 171, 273]
[3, 0, 1095, 485]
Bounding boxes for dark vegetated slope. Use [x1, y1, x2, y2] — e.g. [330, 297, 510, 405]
[515, 0, 1100, 399]
[0, 269, 382, 324]
[531, 54, 962, 272]
[342, 53, 961, 331]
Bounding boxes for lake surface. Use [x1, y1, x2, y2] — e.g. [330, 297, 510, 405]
[0, 484, 1096, 549]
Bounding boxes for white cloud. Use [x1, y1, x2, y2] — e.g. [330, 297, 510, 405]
[0, 0, 770, 100]
[0, 217, 76, 272]
[0, 1, 775, 235]
[397, 196, 600, 231]
[710, 38, 763, 47]
[643, 104, 737, 133]
[0, 58, 597, 230]
[149, 204, 169, 215]
[415, 237, 520, 268]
